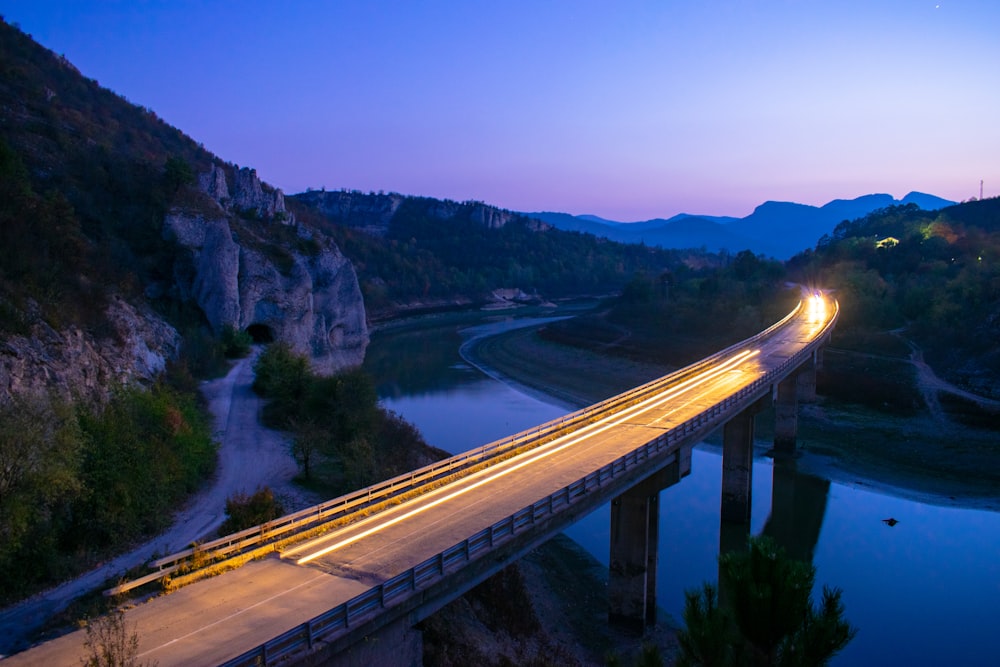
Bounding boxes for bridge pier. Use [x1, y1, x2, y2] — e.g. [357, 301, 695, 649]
[608, 458, 685, 634]
[720, 403, 761, 524]
[773, 351, 821, 454]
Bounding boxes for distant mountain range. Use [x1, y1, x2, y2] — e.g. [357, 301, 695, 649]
[526, 192, 955, 259]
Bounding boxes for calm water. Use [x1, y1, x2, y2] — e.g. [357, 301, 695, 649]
[365, 314, 1000, 666]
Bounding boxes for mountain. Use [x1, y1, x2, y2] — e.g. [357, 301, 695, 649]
[0, 19, 368, 402]
[290, 190, 694, 319]
[527, 192, 956, 259]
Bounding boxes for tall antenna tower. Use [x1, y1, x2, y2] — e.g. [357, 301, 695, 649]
[981, 180, 984, 200]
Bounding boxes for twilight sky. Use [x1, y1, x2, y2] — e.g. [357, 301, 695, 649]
[2, 1, 997, 220]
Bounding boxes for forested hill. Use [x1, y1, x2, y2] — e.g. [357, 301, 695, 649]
[789, 199, 1000, 396]
[290, 190, 706, 318]
[0, 18, 219, 334]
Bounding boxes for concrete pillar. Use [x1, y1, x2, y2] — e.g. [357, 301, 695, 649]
[608, 464, 678, 634]
[797, 353, 818, 403]
[773, 374, 799, 454]
[721, 408, 755, 524]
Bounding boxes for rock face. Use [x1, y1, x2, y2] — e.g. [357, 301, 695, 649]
[293, 190, 549, 234]
[294, 190, 404, 236]
[166, 164, 368, 373]
[0, 298, 180, 404]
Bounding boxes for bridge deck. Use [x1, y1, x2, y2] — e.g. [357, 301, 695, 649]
[5, 299, 834, 666]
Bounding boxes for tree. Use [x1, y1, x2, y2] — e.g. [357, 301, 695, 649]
[163, 156, 194, 193]
[218, 487, 284, 536]
[80, 607, 157, 667]
[677, 537, 856, 667]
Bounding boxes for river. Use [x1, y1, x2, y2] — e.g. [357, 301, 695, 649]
[363, 312, 1000, 666]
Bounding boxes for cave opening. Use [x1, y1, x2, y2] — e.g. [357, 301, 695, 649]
[246, 323, 275, 343]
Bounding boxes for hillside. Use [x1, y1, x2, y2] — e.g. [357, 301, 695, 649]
[292, 190, 705, 319]
[528, 192, 956, 260]
[0, 19, 368, 604]
[790, 199, 1000, 397]
[0, 18, 367, 400]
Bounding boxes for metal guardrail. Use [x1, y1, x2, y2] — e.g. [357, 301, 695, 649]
[219, 300, 839, 667]
[107, 301, 811, 596]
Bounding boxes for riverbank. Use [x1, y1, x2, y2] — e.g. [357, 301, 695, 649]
[462, 320, 1000, 512]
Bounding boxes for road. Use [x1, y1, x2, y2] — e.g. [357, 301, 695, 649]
[0, 350, 300, 656]
[4, 298, 834, 666]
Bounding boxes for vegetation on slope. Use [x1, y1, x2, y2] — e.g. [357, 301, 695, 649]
[290, 194, 705, 317]
[251, 344, 443, 495]
[791, 200, 1000, 394]
[0, 378, 215, 603]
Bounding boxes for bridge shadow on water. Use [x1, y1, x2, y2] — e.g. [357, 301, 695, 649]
[721, 456, 831, 563]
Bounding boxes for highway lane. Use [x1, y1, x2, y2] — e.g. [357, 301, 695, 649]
[4, 297, 833, 666]
[288, 297, 830, 579]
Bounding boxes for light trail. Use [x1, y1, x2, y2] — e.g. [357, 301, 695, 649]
[292, 348, 761, 565]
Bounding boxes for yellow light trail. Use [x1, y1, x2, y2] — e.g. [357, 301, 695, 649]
[292, 348, 762, 565]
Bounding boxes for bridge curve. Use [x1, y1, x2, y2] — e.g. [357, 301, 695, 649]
[6, 296, 838, 667]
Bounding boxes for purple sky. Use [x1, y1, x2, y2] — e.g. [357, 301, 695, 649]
[2, 1, 997, 220]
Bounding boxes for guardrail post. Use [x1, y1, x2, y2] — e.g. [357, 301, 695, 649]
[798, 349, 819, 402]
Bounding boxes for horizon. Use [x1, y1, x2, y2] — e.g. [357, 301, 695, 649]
[1, 1, 996, 220]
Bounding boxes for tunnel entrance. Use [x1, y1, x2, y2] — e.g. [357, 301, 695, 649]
[246, 323, 275, 344]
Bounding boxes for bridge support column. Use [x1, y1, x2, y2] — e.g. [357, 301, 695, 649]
[797, 352, 818, 403]
[608, 463, 680, 634]
[773, 374, 799, 454]
[721, 406, 757, 524]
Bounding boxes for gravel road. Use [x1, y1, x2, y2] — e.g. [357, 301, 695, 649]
[0, 350, 304, 655]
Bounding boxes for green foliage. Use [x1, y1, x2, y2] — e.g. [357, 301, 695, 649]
[0, 383, 216, 603]
[218, 487, 285, 536]
[290, 194, 691, 315]
[790, 198, 1000, 382]
[677, 537, 856, 667]
[0, 21, 217, 334]
[252, 346, 433, 493]
[220, 325, 252, 359]
[164, 155, 194, 193]
[74, 384, 216, 547]
[252, 343, 310, 425]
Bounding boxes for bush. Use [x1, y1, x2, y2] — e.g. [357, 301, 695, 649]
[220, 325, 252, 359]
[218, 487, 284, 536]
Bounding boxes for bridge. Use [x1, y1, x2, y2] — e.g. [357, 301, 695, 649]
[6, 295, 837, 666]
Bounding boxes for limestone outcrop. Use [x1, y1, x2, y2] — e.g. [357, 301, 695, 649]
[0, 298, 180, 404]
[166, 164, 369, 373]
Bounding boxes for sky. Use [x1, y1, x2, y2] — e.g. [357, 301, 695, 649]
[1, 1, 997, 221]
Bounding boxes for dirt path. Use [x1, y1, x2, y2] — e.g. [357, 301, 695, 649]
[894, 333, 1000, 420]
[0, 350, 303, 655]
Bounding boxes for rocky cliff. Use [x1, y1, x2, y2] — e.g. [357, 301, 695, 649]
[293, 190, 549, 234]
[0, 297, 180, 404]
[167, 164, 368, 373]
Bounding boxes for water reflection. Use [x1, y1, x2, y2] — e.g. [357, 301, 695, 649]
[365, 312, 1000, 667]
[761, 458, 830, 563]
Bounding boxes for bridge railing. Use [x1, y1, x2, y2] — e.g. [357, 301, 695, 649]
[218, 301, 838, 667]
[110, 301, 814, 596]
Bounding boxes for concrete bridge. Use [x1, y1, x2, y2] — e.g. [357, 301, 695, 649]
[7, 296, 837, 666]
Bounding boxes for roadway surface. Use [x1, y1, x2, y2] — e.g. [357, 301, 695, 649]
[4, 298, 833, 666]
